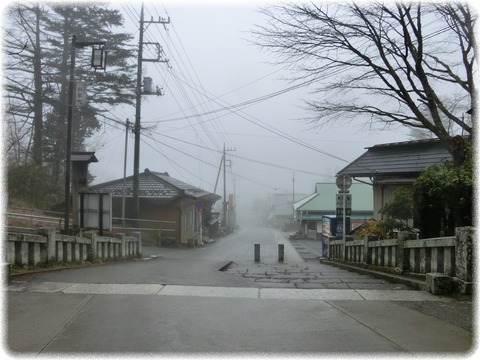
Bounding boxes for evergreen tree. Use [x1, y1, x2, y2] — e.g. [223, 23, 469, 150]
[3, 3, 136, 207]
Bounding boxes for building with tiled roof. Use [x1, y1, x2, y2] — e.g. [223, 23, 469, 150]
[90, 169, 221, 245]
[337, 138, 452, 222]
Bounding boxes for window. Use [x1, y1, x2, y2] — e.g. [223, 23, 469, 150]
[184, 210, 194, 231]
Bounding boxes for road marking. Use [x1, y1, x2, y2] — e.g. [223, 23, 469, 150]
[62, 283, 164, 295]
[159, 285, 258, 298]
[274, 230, 304, 263]
[261, 288, 363, 300]
[6, 281, 453, 302]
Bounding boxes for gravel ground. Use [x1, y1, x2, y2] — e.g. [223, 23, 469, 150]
[394, 295, 474, 332]
[294, 238, 476, 333]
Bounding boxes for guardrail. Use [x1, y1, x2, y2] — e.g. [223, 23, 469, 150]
[6, 211, 64, 230]
[327, 227, 474, 295]
[6, 209, 177, 245]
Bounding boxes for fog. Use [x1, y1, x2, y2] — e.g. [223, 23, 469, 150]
[88, 0, 411, 219]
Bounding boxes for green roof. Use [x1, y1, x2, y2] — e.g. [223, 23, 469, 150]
[294, 183, 373, 212]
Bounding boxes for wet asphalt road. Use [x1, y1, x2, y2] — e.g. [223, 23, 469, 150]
[5, 226, 474, 355]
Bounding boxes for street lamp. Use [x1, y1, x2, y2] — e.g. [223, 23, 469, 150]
[64, 35, 106, 235]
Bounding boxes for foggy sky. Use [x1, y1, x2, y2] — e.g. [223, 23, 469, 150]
[88, 0, 411, 211]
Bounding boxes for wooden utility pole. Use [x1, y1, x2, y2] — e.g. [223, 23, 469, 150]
[222, 144, 236, 230]
[132, 3, 169, 222]
[122, 119, 129, 228]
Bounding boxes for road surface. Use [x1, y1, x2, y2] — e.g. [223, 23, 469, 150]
[4, 226, 474, 356]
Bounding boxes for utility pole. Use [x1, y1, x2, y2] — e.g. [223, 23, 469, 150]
[292, 171, 295, 221]
[222, 144, 236, 231]
[122, 119, 129, 229]
[132, 3, 169, 222]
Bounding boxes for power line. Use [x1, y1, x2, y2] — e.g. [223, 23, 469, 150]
[149, 27, 231, 149]
[146, 128, 335, 179]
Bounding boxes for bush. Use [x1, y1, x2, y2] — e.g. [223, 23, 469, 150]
[7, 163, 64, 209]
[379, 188, 413, 228]
[354, 220, 388, 239]
[414, 157, 473, 237]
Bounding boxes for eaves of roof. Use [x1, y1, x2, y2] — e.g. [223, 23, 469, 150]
[337, 138, 452, 178]
[295, 183, 373, 212]
[89, 169, 221, 202]
[293, 193, 319, 210]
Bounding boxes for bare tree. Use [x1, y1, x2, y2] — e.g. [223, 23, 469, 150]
[4, 4, 46, 167]
[254, 2, 476, 165]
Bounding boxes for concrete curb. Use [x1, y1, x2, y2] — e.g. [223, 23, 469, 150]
[8, 255, 143, 280]
[322, 259, 427, 291]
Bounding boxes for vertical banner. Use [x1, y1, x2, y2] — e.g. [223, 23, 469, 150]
[75, 81, 87, 106]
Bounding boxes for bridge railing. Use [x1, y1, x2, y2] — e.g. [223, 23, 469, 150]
[327, 227, 474, 294]
[5, 228, 142, 268]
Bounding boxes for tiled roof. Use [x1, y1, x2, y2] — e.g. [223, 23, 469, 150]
[89, 169, 221, 202]
[337, 138, 452, 177]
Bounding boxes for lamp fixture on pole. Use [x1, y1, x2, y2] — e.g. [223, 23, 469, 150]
[64, 35, 106, 235]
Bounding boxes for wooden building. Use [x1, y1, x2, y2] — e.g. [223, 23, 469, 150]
[89, 169, 221, 245]
[337, 138, 452, 224]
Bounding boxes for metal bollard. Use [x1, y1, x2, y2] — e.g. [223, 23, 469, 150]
[278, 244, 284, 262]
[254, 244, 260, 262]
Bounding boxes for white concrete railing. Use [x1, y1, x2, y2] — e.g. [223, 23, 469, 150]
[5, 229, 142, 267]
[327, 227, 474, 294]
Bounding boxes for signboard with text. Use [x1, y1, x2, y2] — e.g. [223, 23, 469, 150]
[336, 193, 352, 216]
[75, 81, 87, 106]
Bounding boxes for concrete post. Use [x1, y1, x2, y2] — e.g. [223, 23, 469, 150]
[116, 233, 126, 258]
[20, 241, 28, 265]
[39, 228, 57, 264]
[278, 244, 284, 262]
[396, 231, 416, 273]
[4, 263, 11, 284]
[345, 235, 353, 261]
[254, 244, 260, 262]
[454, 227, 474, 294]
[363, 236, 370, 267]
[362, 235, 375, 267]
[84, 231, 97, 261]
[132, 232, 142, 257]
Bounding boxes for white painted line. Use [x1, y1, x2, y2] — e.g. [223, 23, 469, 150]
[6, 281, 456, 302]
[159, 285, 259, 299]
[356, 289, 455, 302]
[6, 281, 73, 293]
[30, 282, 74, 293]
[274, 230, 304, 264]
[260, 288, 364, 300]
[62, 283, 164, 295]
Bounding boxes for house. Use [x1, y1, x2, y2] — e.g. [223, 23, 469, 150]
[336, 138, 452, 224]
[267, 193, 308, 229]
[89, 168, 221, 245]
[294, 183, 373, 237]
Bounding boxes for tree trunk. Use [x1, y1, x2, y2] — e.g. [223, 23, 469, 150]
[32, 4, 43, 167]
